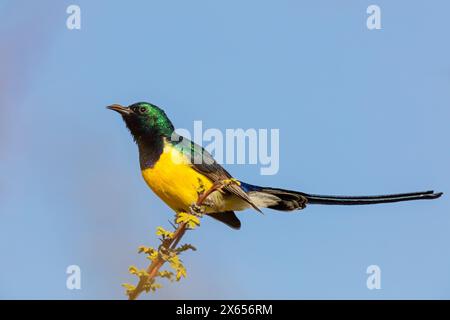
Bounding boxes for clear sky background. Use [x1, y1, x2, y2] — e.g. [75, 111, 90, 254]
[0, 0, 449, 299]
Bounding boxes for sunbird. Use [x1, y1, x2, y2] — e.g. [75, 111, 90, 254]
[108, 102, 442, 229]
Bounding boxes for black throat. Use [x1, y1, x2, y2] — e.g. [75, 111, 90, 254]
[135, 131, 165, 170]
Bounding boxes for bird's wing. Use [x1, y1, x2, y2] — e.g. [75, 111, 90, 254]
[171, 134, 261, 212]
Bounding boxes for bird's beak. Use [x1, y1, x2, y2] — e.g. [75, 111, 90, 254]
[107, 104, 132, 115]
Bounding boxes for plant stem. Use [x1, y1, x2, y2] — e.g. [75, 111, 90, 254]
[128, 222, 187, 300]
[127, 181, 230, 300]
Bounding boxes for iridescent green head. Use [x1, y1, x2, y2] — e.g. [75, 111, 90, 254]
[107, 102, 174, 140]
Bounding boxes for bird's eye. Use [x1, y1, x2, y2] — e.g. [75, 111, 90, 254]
[140, 107, 146, 113]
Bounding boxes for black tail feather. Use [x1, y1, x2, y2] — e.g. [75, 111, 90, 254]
[303, 190, 443, 205]
[242, 181, 443, 211]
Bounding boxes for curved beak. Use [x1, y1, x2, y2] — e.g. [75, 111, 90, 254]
[107, 104, 132, 115]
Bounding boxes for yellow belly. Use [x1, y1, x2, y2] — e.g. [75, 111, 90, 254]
[141, 144, 214, 213]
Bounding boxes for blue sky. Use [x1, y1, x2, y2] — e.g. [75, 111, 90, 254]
[0, 0, 449, 299]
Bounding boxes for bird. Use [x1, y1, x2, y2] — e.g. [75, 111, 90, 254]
[107, 101, 442, 229]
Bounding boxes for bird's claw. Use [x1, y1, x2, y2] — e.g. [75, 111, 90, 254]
[190, 178, 240, 216]
[214, 178, 241, 194]
[202, 199, 214, 208]
[219, 178, 241, 187]
[189, 203, 205, 216]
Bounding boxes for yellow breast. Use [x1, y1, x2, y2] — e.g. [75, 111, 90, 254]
[141, 143, 214, 213]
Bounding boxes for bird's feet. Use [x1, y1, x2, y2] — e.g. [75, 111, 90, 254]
[194, 178, 241, 209]
[217, 178, 241, 189]
[190, 178, 240, 216]
[189, 203, 205, 216]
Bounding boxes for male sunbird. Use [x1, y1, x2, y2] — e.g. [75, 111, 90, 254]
[108, 102, 442, 229]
